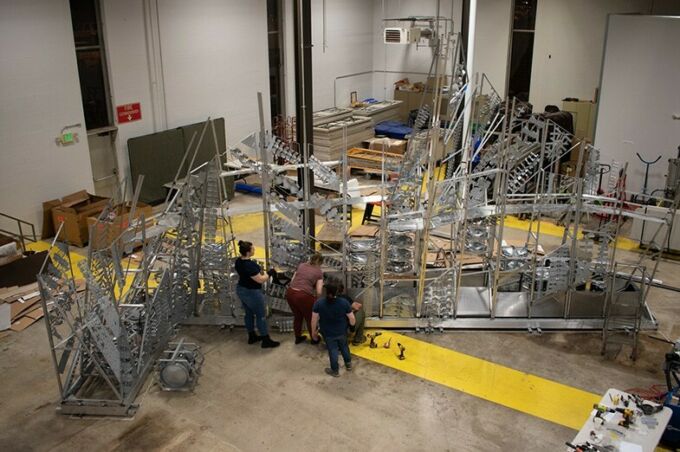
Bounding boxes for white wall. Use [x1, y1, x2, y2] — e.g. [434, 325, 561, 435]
[309, 0, 374, 109]
[529, 0, 650, 111]
[158, 0, 270, 137]
[594, 15, 680, 194]
[0, 0, 93, 232]
[101, 0, 155, 189]
[102, 0, 270, 193]
[0, 0, 272, 232]
[372, 0, 463, 102]
[472, 0, 512, 97]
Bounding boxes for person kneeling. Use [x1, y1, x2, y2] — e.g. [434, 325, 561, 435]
[311, 279, 355, 377]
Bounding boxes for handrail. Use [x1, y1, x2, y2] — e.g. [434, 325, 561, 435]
[0, 212, 37, 253]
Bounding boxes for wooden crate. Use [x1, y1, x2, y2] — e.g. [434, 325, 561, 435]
[347, 147, 403, 173]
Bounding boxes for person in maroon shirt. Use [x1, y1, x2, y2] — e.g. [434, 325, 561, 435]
[286, 253, 324, 344]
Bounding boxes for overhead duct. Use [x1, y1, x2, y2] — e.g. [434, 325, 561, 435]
[383, 26, 433, 45]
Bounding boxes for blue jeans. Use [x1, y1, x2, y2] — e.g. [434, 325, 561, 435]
[236, 285, 268, 336]
[324, 334, 351, 372]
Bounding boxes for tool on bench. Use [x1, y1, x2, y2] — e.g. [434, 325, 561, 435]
[608, 393, 620, 405]
[565, 441, 614, 452]
[593, 404, 615, 420]
[616, 407, 635, 428]
[368, 332, 382, 349]
[383, 337, 391, 349]
[629, 393, 663, 416]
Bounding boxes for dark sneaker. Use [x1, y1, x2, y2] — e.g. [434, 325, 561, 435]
[351, 335, 366, 346]
[324, 367, 340, 377]
[345, 362, 353, 371]
[261, 335, 281, 348]
[295, 335, 307, 344]
[248, 332, 263, 344]
[310, 338, 321, 345]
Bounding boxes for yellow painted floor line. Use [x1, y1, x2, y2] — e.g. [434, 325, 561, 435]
[351, 331, 600, 430]
[26, 240, 87, 280]
[229, 212, 265, 235]
[503, 215, 640, 251]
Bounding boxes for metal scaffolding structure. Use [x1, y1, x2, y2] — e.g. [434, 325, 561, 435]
[226, 28, 678, 334]
[37, 120, 240, 416]
[35, 22, 679, 417]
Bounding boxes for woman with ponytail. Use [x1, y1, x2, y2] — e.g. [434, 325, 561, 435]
[234, 240, 280, 348]
[311, 278, 355, 377]
[286, 252, 324, 345]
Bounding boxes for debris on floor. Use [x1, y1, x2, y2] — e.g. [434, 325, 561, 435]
[1, 283, 43, 332]
[0, 278, 85, 332]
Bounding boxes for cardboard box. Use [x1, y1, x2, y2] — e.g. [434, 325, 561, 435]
[425, 75, 449, 93]
[51, 190, 110, 247]
[364, 137, 407, 154]
[394, 89, 421, 122]
[87, 201, 154, 250]
[41, 198, 62, 239]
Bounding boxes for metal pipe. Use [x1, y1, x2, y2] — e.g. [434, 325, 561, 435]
[257, 93, 272, 270]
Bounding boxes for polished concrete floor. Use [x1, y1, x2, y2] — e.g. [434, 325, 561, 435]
[1, 192, 679, 451]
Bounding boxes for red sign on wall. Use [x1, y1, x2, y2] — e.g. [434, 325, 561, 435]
[116, 102, 142, 124]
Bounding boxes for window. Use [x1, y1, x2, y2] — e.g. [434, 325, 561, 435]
[507, 0, 537, 102]
[69, 0, 112, 130]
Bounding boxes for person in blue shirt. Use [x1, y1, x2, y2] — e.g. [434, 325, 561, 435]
[234, 240, 280, 348]
[336, 281, 366, 345]
[311, 278, 356, 377]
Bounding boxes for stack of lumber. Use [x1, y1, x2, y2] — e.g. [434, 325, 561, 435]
[312, 107, 353, 126]
[352, 100, 403, 125]
[313, 116, 374, 161]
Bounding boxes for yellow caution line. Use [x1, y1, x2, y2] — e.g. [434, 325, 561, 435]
[26, 240, 87, 280]
[229, 212, 265, 235]
[352, 331, 600, 430]
[503, 216, 640, 251]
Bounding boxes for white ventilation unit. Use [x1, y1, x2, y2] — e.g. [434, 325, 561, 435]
[384, 27, 422, 44]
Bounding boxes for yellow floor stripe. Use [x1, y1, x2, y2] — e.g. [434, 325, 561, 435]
[503, 216, 640, 251]
[26, 240, 87, 280]
[352, 331, 600, 430]
[229, 212, 265, 235]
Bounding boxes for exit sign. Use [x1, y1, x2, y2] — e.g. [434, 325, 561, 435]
[116, 102, 142, 124]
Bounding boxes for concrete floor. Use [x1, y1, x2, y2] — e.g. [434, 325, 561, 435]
[1, 191, 679, 451]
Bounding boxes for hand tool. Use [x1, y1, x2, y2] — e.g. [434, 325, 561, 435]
[368, 332, 382, 348]
[397, 343, 406, 360]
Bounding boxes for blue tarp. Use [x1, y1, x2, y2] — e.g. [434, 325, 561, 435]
[375, 121, 412, 140]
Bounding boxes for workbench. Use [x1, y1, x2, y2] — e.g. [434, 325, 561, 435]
[569, 388, 672, 451]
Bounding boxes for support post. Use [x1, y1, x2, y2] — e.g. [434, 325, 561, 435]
[293, 0, 315, 244]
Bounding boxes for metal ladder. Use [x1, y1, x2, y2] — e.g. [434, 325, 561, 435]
[601, 264, 647, 360]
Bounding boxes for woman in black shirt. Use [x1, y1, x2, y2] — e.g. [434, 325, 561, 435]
[234, 240, 280, 348]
